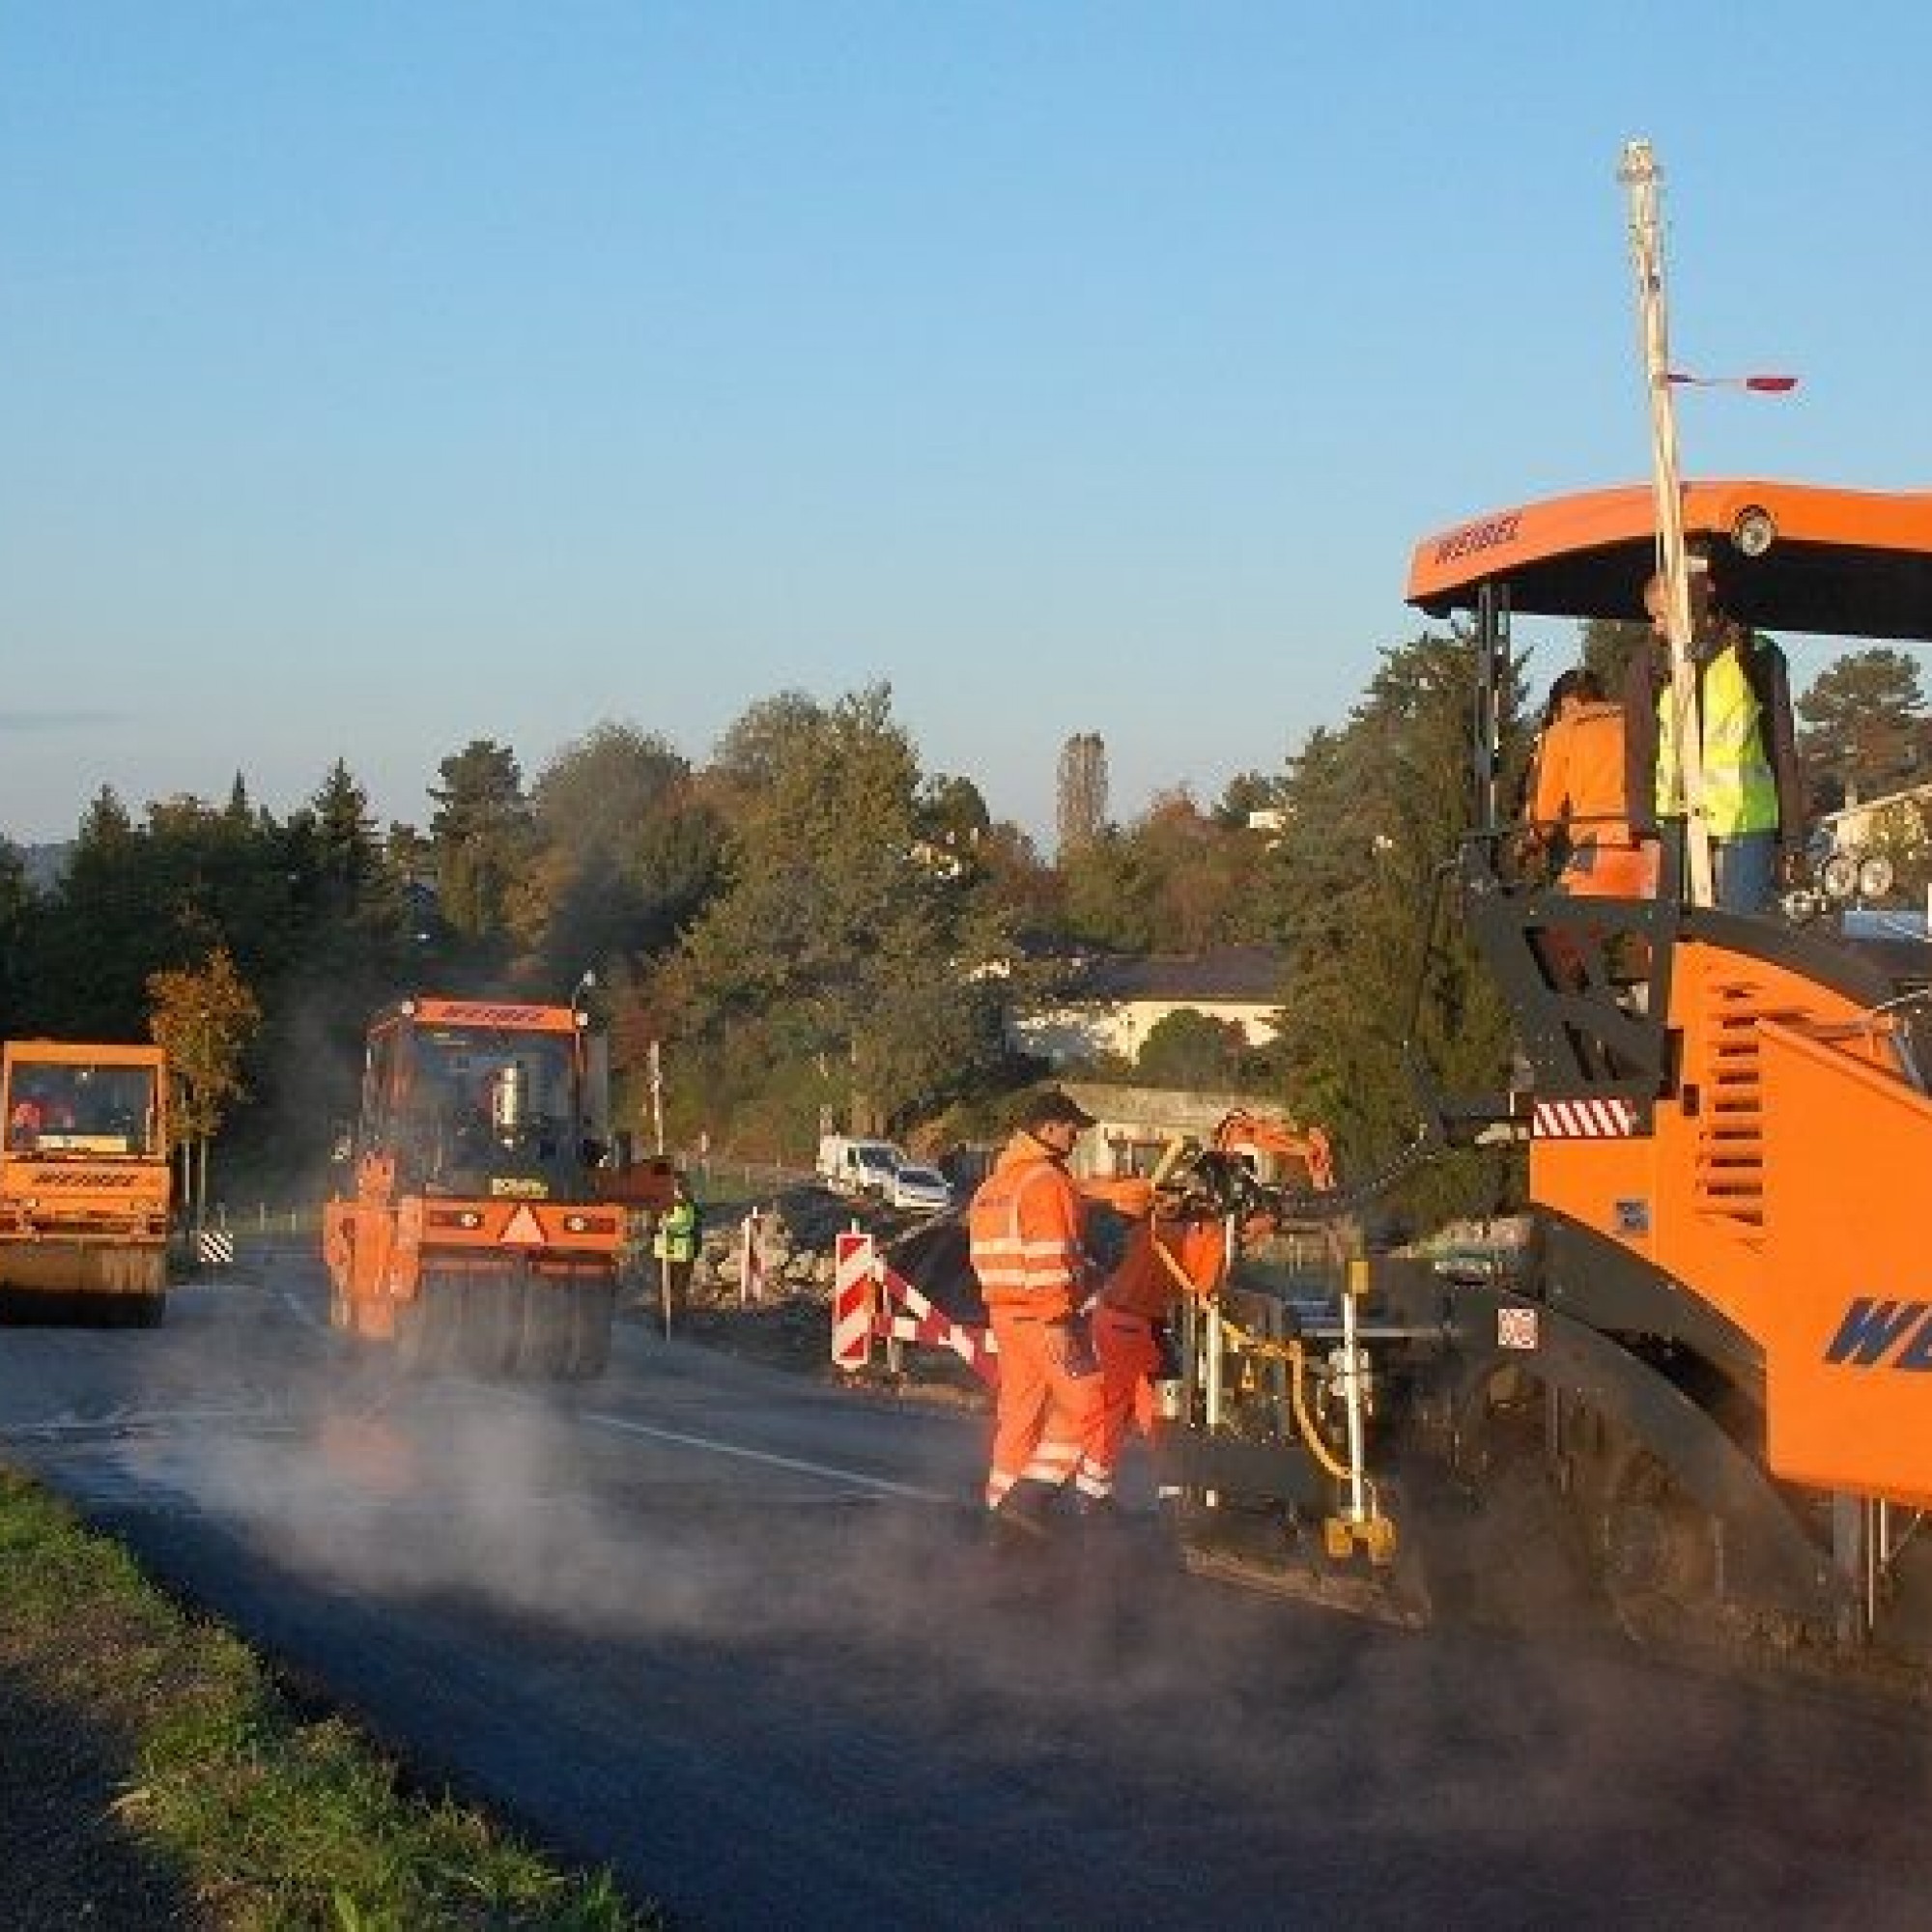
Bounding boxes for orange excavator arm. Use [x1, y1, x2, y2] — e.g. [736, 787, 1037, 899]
[1208, 1108, 1337, 1195]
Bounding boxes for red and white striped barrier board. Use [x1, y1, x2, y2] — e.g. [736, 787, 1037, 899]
[739, 1210, 771, 1306]
[1532, 1096, 1638, 1139]
[830, 1230, 1000, 1388]
[877, 1270, 1000, 1386]
[832, 1232, 874, 1371]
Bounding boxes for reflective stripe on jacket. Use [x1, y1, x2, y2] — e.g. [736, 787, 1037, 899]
[968, 1134, 1086, 1318]
[1655, 640, 1780, 838]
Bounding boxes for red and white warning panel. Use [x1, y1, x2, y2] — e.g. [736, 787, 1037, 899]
[832, 1232, 874, 1371]
[1531, 1096, 1637, 1139]
[831, 1231, 999, 1387]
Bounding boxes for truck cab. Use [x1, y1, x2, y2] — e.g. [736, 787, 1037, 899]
[323, 995, 629, 1378]
[0, 1039, 172, 1324]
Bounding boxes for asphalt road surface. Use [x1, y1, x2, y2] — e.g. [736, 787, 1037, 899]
[2, 1270, 1927, 1930]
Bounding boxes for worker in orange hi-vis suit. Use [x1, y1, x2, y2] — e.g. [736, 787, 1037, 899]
[1527, 667, 1656, 899]
[967, 1090, 1103, 1543]
[1077, 1194, 1223, 1517]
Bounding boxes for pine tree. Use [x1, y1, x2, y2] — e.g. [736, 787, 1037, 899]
[1269, 631, 1524, 1231]
[311, 758, 382, 913]
[427, 739, 532, 949]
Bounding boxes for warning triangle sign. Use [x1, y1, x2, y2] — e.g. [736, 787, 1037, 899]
[498, 1205, 545, 1247]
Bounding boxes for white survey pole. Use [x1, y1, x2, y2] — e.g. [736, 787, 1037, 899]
[1620, 138, 1714, 907]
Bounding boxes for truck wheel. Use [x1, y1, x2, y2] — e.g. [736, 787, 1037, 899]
[397, 1278, 460, 1373]
[393, 1293, 433, 1372]
[130, 1293, 166, 1329]
[563, 1281, 615, 1379]
[1596, 1440, 1719, 1650]
[517, 1281, 573, 1378]
[458, 1275, 521, 1378]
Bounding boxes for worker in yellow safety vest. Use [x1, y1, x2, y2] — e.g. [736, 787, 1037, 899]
[1627, 563, 1804, 914]
[652, 1176, 701, 1316]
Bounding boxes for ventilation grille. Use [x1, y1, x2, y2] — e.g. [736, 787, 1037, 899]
[1692, 980, 1775, 1238]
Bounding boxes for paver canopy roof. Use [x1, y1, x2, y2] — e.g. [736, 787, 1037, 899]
[1406, 480, 1932, 642]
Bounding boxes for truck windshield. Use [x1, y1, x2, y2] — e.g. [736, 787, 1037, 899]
[6, 1059, 160, 1156]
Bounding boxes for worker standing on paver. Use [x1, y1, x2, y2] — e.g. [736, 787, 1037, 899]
[967, 1091, 1103, 1544]
[1629, 561, 1804, 913]
[1527, 667, 1654, 898]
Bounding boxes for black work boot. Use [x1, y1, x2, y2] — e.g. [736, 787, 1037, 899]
[985, 1479, 1058, 1549]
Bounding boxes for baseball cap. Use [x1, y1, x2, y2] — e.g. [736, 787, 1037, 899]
[1017, 1089, 1096, 1132]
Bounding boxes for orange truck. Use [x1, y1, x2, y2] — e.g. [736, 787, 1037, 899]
[1155, 478, 1932, 1690]
[324, 994, 659, 1378]
[0, 1039, 172, 1324]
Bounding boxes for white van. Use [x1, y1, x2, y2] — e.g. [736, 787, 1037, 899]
[815, 1135, 905, 1197]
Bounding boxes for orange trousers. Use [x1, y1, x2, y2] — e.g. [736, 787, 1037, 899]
[1075, 1307, 1161, 1502]
[1558, 835, 1657, 898]
[983, 1308, 1104, 1511]
[1545, 837, 1659, 990]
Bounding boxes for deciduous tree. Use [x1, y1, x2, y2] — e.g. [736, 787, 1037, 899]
[147, 947, 264, 1219]
[1137, 1009, 1249, 1090]
[669, 685, 1013, 1148]
[507, 722, 725, 991]
[147, 947, 262, 1145]
[1212, 770, 1286, 830]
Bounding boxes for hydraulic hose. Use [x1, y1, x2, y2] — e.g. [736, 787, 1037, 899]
[1150, 1231, 1358, 1487]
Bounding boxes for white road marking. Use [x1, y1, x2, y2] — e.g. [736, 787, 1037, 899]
[578, 1411, 952, 1504]
[272, 1283, 326, 1330]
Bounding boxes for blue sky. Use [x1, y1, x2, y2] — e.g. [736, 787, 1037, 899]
[4, 3, 1930, 849]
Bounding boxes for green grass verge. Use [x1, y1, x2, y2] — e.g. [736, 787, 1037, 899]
[0, 1462, 660, 1930]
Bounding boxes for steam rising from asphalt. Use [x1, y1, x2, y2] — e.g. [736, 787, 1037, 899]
[89, 1279, 1932, 1925]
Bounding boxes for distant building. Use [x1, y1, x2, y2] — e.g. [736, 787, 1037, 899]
[1816, 779, 1932, 858]
[1012, 945, 1285, 1067]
